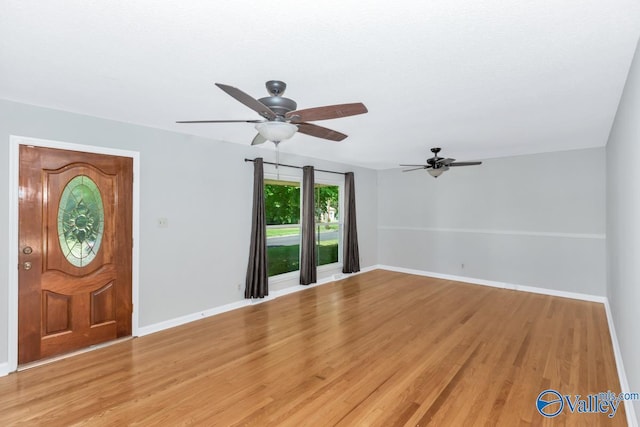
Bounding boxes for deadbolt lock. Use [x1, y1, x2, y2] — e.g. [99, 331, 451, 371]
[23, 246, 33, 255]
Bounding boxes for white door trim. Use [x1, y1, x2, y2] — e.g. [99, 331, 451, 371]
[7, 135, 140, 372]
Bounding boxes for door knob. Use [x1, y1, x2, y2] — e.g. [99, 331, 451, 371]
[23, 261, 32, 271]
[23, 246, 33, 255]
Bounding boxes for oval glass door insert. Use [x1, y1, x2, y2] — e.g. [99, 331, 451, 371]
[58, 175, 104, 267]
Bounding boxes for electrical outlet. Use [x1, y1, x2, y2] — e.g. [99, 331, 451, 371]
[237, 283, 242, 291]
[157, 218, 168, 228]
[461, 263, 465, 270]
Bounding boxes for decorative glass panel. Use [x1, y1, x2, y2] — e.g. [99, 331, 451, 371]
[57, 175, 104, 267]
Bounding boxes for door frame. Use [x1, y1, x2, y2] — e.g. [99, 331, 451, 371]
[8, 135, 140, 372]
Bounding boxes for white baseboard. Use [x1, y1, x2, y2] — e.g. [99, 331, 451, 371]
[604, 300, 638, 427]
[137, 300, 250, 336]
[270, 265, 378, 298]
[137, 265, 378, 337]
[376, 264, 607, 303]
[0, 362, 9, 377]
[269, 276, 337, 299]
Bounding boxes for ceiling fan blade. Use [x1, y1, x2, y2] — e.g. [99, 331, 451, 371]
[449, 161, 482, 166]
[176, 119, 263, 123]
[402, 166, 428, 172]
[438, 158, 456, 165]
[399, 164, 429, 167]
[286, 102, 368, 122]
[296, 123, 347, 141]
[251, 133, 267, 145]
[215, 83, 277, 120]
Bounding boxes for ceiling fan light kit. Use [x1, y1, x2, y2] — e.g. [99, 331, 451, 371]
[255, 121, 298, 143]
[428, 167, 447, 178]
[177, 80, 368, 145]
[400, 147, 482, 178]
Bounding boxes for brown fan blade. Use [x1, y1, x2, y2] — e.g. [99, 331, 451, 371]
[251, 133, 267, 146]
[215, 83, 277, 120]
[449, 161, 482, 166]
[286, 102, 368, 122]
[176, 119, 263, 123]
[296, 123, 347, 141]
[438, 158, 456, 165]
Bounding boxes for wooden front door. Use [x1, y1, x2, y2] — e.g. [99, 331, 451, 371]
[18, 145, 133, 364]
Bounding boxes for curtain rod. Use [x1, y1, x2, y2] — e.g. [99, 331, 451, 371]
[244, 158, 346, 175]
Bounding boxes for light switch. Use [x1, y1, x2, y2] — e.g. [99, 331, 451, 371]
[157, 218, 168, 228]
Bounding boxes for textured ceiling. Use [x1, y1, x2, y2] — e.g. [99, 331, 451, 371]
[2, 1, 639, 169]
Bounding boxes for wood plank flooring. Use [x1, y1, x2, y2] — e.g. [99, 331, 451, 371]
[0, 270, 625, 426]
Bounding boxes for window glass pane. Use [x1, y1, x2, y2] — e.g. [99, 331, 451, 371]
[315, 184, 340, 266]
[57, 175, 104, 267]
[265, 180, 301, 277]
[265, 179, 300, 226]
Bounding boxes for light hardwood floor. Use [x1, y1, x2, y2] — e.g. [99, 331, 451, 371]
[0, 270, 625, 426]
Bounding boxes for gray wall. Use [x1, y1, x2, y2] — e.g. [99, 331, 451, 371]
[0, 99, 378, 366]
[607, 38, 640, 420]
[378, 148, 606, 295]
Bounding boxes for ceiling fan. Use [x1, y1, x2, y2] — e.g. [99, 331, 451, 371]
[177, 80, 368, 146]
[400, 147, 482, 178]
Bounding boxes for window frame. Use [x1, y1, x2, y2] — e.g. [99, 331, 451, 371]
[264, 171, 344, 282]
[264, 173, 302, 281]
[314, 178, 344, 271]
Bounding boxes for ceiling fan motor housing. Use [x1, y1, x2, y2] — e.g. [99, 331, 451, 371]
[259, 80, 297, 117]
[429, 147, 443, 165]
[259, 96, 297, 117]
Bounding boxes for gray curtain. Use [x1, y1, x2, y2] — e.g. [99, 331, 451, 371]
[245, 158, 268, 298]
[300, 166, 317, 285]
[342, 172, 360, 273]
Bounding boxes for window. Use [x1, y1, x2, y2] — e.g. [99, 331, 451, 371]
[265, 179, 301, 277]
[315, 184, 340, 267]
[265, 178, 342, 278]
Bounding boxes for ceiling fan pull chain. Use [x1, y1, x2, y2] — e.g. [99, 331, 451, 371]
[275, 142, 280, 180]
